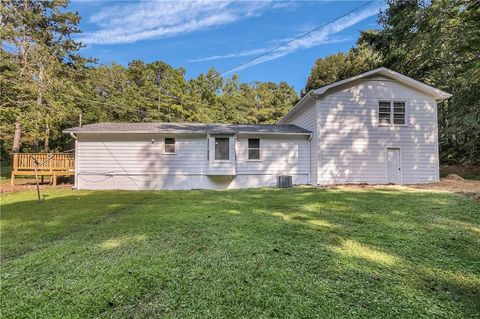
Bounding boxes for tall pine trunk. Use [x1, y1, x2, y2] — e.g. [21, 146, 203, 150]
[12, 121, 21, 153]
[44, 124, 50, 152]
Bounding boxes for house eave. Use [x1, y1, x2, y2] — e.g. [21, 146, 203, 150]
[63, 130, 312, 136]
[312, 67, 453, 101]
[62, 130, 208, 135]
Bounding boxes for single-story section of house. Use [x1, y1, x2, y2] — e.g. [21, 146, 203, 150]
[64, 67, 452, 190]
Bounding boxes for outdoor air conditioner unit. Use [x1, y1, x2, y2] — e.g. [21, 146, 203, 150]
[277, 175, 292, 188]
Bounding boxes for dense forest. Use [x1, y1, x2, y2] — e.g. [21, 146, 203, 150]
[1, 0, 479, 164]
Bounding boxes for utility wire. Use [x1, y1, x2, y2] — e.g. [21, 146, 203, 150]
[221, 0, 375, 75]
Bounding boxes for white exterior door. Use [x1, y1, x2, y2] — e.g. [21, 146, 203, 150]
[387, 148, 401, 184]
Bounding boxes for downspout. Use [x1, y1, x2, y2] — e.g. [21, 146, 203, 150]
[70, 133, 78, 189]
[206, 133, 210, 174]
[234, 134, 238, 177]
[307, 133, 313, 185]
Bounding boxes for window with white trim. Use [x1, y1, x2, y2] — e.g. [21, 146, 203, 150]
[379, 101, 406, 125]
[393, 102, 406, 125]
[215, 137, 229, 160]
[248, 139, 260, 160]
[164, 138, 175, 153]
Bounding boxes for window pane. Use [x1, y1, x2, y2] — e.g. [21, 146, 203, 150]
[164, 138, 175, 153]
[215, 138, 229, 160]
[248, 138, 260, 149]
[379, 101, 391, 108]
[248, 149, 260, 160]
[394, 102, 405, 113]
[393, 102, 405, 125]
[394, 114, 405, 125]
[379, 101, 391, 125]
[379, 113, 391, 124]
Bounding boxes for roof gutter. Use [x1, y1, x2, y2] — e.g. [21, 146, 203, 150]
[62, 130, 210, 135]
[63, 130, 312, 136]
[235, 131, 312, 136]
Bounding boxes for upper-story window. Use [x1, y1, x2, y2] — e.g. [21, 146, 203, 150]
[164, 138, 176, 153]
[215, 137, 230, 160]
[393, 102, 406, 125]
[248, 139, 260, 160]
[379, 101, 406, 125]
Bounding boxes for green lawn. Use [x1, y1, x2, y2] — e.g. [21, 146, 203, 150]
[0, 164, 12, 185]
[1, 188, 479, 318]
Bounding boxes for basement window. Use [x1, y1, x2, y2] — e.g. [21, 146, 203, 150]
[379, 101, 406, 125]
[164, 138, 176, 153]
[248, 139, 260, 160]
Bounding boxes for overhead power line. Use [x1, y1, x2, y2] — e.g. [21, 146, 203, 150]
[221, 0, 375, 76]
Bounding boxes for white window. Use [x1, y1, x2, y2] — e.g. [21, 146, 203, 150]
[164, 138, 175, 153]
[379, 101, 406, 125]
[379, 101, 391, 125]
[215, 137, 229, 160]
[393, 102, 406, 125]
[248, 139, 260, 160]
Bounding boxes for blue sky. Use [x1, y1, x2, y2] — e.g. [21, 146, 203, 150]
[71, 0, 386, 92]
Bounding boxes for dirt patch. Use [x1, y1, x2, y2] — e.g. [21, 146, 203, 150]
[440, 165, 480, 180]
[1, 178, 72, 193]
[444, 173, 464, 181]
[410, 178, 480, 202]
[324, 178, 480, 202]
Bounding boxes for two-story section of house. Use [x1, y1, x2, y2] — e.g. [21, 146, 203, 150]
[280, 67, 452, 185]
[65, 68, 451, 190]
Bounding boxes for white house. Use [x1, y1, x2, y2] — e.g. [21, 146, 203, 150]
[65, 67, 451, 190]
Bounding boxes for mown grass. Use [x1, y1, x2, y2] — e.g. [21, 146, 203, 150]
[1, 187, 479, 318]
[0, 164, 11, 185]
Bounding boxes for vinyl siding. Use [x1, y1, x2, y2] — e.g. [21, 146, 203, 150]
[236, 135, 309, 175]
[77, 134, 207, 175]
[281, 99, 317, 184]
[75, 133, 309, 190]
[317, 76, 439, 184]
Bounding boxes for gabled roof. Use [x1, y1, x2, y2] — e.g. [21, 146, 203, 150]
[64, 122, 312, 135]
[279, 67, 452, 124]
[312, 67, 452, 100]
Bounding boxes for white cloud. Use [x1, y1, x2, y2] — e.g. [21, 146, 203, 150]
[222, 2, 387, 74]
[187, 48, 268, 62]
[188, 36, 352, 62]
[80, 1, 288, 45]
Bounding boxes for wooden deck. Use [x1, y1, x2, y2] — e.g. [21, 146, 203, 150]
[11, 153, 75, 186]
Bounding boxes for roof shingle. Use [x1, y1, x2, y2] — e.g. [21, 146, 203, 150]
[64, 122, 311, 135]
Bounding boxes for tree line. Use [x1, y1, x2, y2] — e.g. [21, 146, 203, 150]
[0, 0, 297, 159]
[1, 0, 478, 164]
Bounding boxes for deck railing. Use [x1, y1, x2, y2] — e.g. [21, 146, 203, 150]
[11, 153, 75, 186]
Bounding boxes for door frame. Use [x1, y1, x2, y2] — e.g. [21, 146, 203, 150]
[386, 147, 403, 184]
